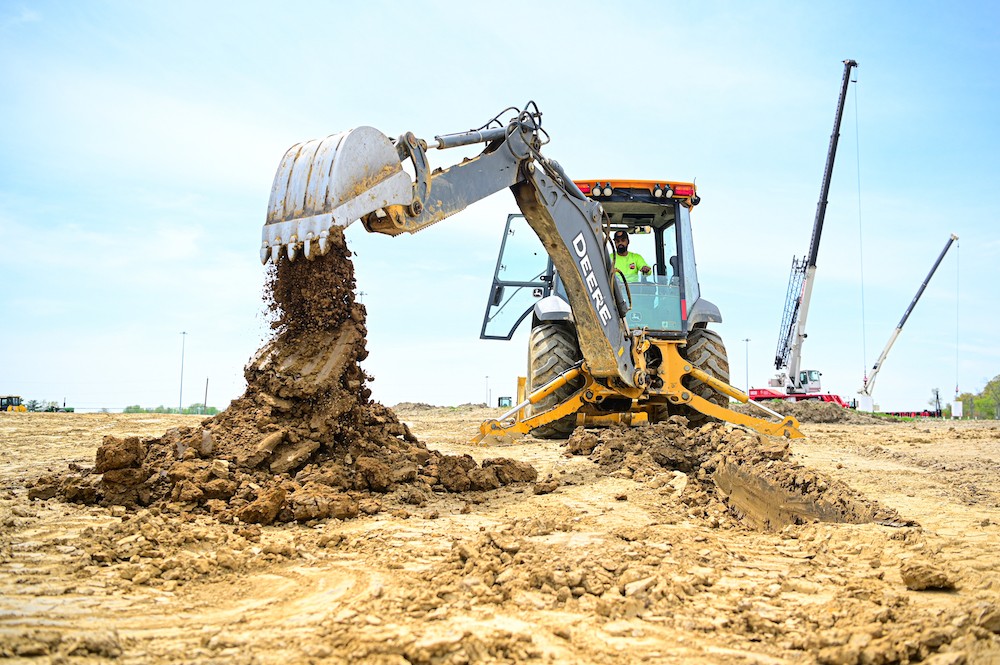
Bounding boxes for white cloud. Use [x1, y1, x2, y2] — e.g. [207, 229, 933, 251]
[0, 7, 40, 30]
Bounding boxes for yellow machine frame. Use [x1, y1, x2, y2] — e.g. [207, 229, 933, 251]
[475, 335, 802, 444]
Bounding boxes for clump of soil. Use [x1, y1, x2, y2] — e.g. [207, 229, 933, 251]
[900, 558, 955, 590]
[36, 230, 536, 522]
[565, 417, 915, 531]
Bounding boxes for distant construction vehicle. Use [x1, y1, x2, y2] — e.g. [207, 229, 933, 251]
[1, 396, 26, 412]
[258, 102, 803, 442]
[750, 59, 857, 408]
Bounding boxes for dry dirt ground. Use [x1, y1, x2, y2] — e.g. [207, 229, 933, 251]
[2, 409, 1000, 664]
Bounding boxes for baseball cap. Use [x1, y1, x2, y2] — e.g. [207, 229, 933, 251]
[613, 230, 628, 240]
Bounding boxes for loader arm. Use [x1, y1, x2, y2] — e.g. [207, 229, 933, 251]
[261, 105, 638, 387]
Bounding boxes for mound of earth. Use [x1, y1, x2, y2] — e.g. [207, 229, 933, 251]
[733, 400, 892, 425]
[391, 402, 438, 412]
[32, 230, 536, 523]
[565, 417, 915, 531]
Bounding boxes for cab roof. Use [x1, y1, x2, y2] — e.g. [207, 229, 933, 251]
[573, 179, 698, 204]
[574, 180, 699, 229]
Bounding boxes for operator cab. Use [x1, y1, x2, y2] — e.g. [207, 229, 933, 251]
[1, 396, 22, 411]
[801, 369, 823, 393]
[480, 180, 721, 340]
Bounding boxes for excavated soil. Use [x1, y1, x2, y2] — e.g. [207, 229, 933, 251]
[732, 400, 895, 426]
[4, 411, 1000, 663]
[564, 416, 914, 531]
[27, 231, 536, 527]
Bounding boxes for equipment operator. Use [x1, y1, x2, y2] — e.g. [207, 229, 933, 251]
[611, 230, 651, 281]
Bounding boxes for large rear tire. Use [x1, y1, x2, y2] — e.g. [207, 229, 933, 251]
[524, 323, 584, 439]
[681, 327, 730, 427]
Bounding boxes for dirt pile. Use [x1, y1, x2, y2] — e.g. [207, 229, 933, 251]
[734, 400, 892, 425]
[32, 230, 536, 522]
[392, 402, 438, 412]
[565, 417, 915, 530]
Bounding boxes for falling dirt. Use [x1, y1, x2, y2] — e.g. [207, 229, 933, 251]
[27, 230, 536, 528]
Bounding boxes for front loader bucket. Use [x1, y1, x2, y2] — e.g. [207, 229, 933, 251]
[261, 127, 413, 264]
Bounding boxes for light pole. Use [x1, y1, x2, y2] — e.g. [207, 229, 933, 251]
[179, 332, 187, 414]
[485, 375, 490, 407]
[742, 338, 751, 394]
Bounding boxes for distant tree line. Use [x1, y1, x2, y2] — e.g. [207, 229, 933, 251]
[124, 403, 219, 415]
[20, 400, 218, 415]
[958, 374, 1000, 420]
[23, 400, 67, 412]
[940, 374, 1000, 419]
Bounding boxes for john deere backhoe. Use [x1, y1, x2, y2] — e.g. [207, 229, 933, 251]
[259, 103, 802, 443]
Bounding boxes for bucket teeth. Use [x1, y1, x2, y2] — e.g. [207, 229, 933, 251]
[260, 236, 321, 265]
[261, 126, 412, 266]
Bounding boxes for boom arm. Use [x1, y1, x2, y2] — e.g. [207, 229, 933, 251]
[774, 59, 857, 390]
[861, 234, 958, 397]
[261, 106, 638, 388]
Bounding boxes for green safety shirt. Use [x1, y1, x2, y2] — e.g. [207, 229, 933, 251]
[611, 251, 649, 281]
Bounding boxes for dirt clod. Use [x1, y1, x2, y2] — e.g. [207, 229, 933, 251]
[900, 558, 955, 590]
[94, 436, 143, 473]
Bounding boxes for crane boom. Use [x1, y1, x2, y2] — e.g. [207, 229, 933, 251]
[861, 234, 958, 397]
[774, 59, 857, 392]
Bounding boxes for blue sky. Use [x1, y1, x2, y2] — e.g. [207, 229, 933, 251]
[1, 1, 997, 413]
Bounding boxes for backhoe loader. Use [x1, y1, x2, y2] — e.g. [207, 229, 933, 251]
[259, 103, 802, 443]
[1, 396, 26, 412]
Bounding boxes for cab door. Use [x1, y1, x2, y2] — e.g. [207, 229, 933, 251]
[803, 370, 823, 394]
[480, 214, 553, 340]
